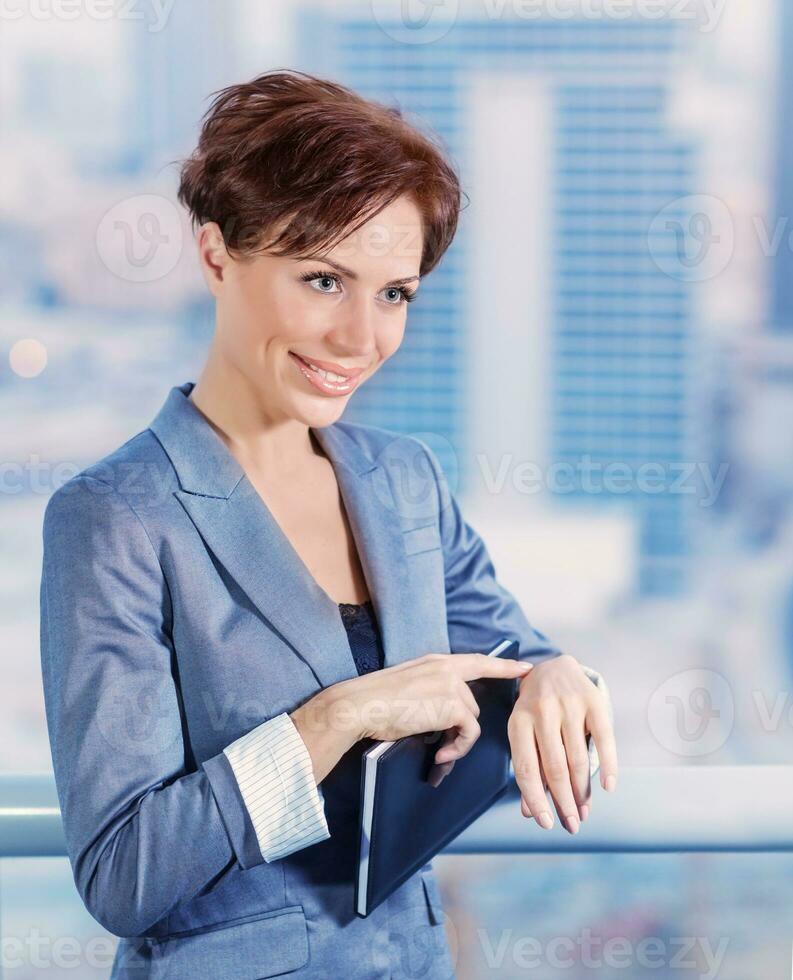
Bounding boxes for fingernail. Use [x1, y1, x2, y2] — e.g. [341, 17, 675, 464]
[604, 774, 616, 792]
[565, 814, 580, 834]
[579, 804, 589, 822]
[518, 662, 532, 671]
[537, 811, 553, 830]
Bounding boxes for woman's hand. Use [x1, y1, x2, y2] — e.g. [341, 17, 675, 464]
[343, 651, 532, 745]
[507, 653, 617, 834]
[293, 651, 530, 788]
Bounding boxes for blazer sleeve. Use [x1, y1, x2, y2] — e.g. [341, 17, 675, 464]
[39, 475, 327, 940]
[411, 438, 614, 777]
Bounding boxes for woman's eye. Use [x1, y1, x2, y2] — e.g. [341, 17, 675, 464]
[381, 287, 405, 305]
[310, 275, 340, 293]
[301, 270, 413, 305]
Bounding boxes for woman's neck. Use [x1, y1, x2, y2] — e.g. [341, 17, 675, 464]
[189, 353, 321, 477]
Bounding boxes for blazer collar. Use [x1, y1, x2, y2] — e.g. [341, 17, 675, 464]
[148, 381, 414, 689]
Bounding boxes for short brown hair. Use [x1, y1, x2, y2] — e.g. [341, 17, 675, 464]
[176, 69, 465, 277]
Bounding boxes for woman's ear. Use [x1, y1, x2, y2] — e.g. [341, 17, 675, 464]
[196, 221, 232, 295]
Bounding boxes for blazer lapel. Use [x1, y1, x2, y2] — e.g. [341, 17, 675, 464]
[315, 440, 411, 671]
[148, 381, 414, 691]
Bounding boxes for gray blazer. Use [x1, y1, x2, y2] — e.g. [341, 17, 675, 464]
[39, 380, 605, 979]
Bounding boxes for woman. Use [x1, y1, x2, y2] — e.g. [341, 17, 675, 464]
[39, 70, 617, 979]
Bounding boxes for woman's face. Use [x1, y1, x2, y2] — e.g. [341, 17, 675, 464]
[200, 193, 423, 427]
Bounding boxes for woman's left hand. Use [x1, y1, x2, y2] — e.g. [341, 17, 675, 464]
[508, 653, 618, 834]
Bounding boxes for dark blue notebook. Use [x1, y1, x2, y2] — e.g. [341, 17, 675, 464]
[355, 638, 520, 917]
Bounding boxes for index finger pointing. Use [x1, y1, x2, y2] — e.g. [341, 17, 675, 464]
[451, 652, 534, 682]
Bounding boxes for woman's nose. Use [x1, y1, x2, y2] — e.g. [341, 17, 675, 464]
[326, 295, 379, 353]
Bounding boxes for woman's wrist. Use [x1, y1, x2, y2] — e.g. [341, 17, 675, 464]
[290, 681, 364, 785]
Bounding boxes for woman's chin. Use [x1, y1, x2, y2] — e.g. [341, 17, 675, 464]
[289, 391, 352, 426]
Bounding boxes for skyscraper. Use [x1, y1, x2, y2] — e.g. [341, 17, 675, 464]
[124, 0, 238, 175]
[299, 10, 699, 595]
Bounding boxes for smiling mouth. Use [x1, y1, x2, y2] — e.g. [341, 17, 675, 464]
[290, 351, 364, 381]
[288, 351, 364, 395]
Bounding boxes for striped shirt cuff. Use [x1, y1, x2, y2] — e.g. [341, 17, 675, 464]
[223, 712, 331, 862]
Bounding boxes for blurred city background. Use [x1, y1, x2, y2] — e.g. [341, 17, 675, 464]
[3, 0, 793, 975]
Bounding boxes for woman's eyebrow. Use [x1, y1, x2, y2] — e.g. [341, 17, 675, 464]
[300, 254, 420, 287]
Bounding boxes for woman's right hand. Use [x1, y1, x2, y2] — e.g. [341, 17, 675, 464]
[333, 652, 533, 762]
[291, 652, 532, 788]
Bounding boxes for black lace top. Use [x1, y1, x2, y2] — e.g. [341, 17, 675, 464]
[337, 599, 385, 675]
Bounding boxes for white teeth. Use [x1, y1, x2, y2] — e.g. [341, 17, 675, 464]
[295, 354, 354, 388]
[301, 357, 350, 384]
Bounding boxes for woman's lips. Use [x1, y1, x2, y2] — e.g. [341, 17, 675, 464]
[288, 351, 362, 396]
[290, 351, 366, 379]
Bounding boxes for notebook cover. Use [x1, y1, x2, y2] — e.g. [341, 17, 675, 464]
[355, 639, 520, 917]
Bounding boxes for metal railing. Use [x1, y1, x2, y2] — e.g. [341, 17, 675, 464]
[2, 767, 789, 978]
[2, 766, 792, 858]
[0, 765, 793, 977]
